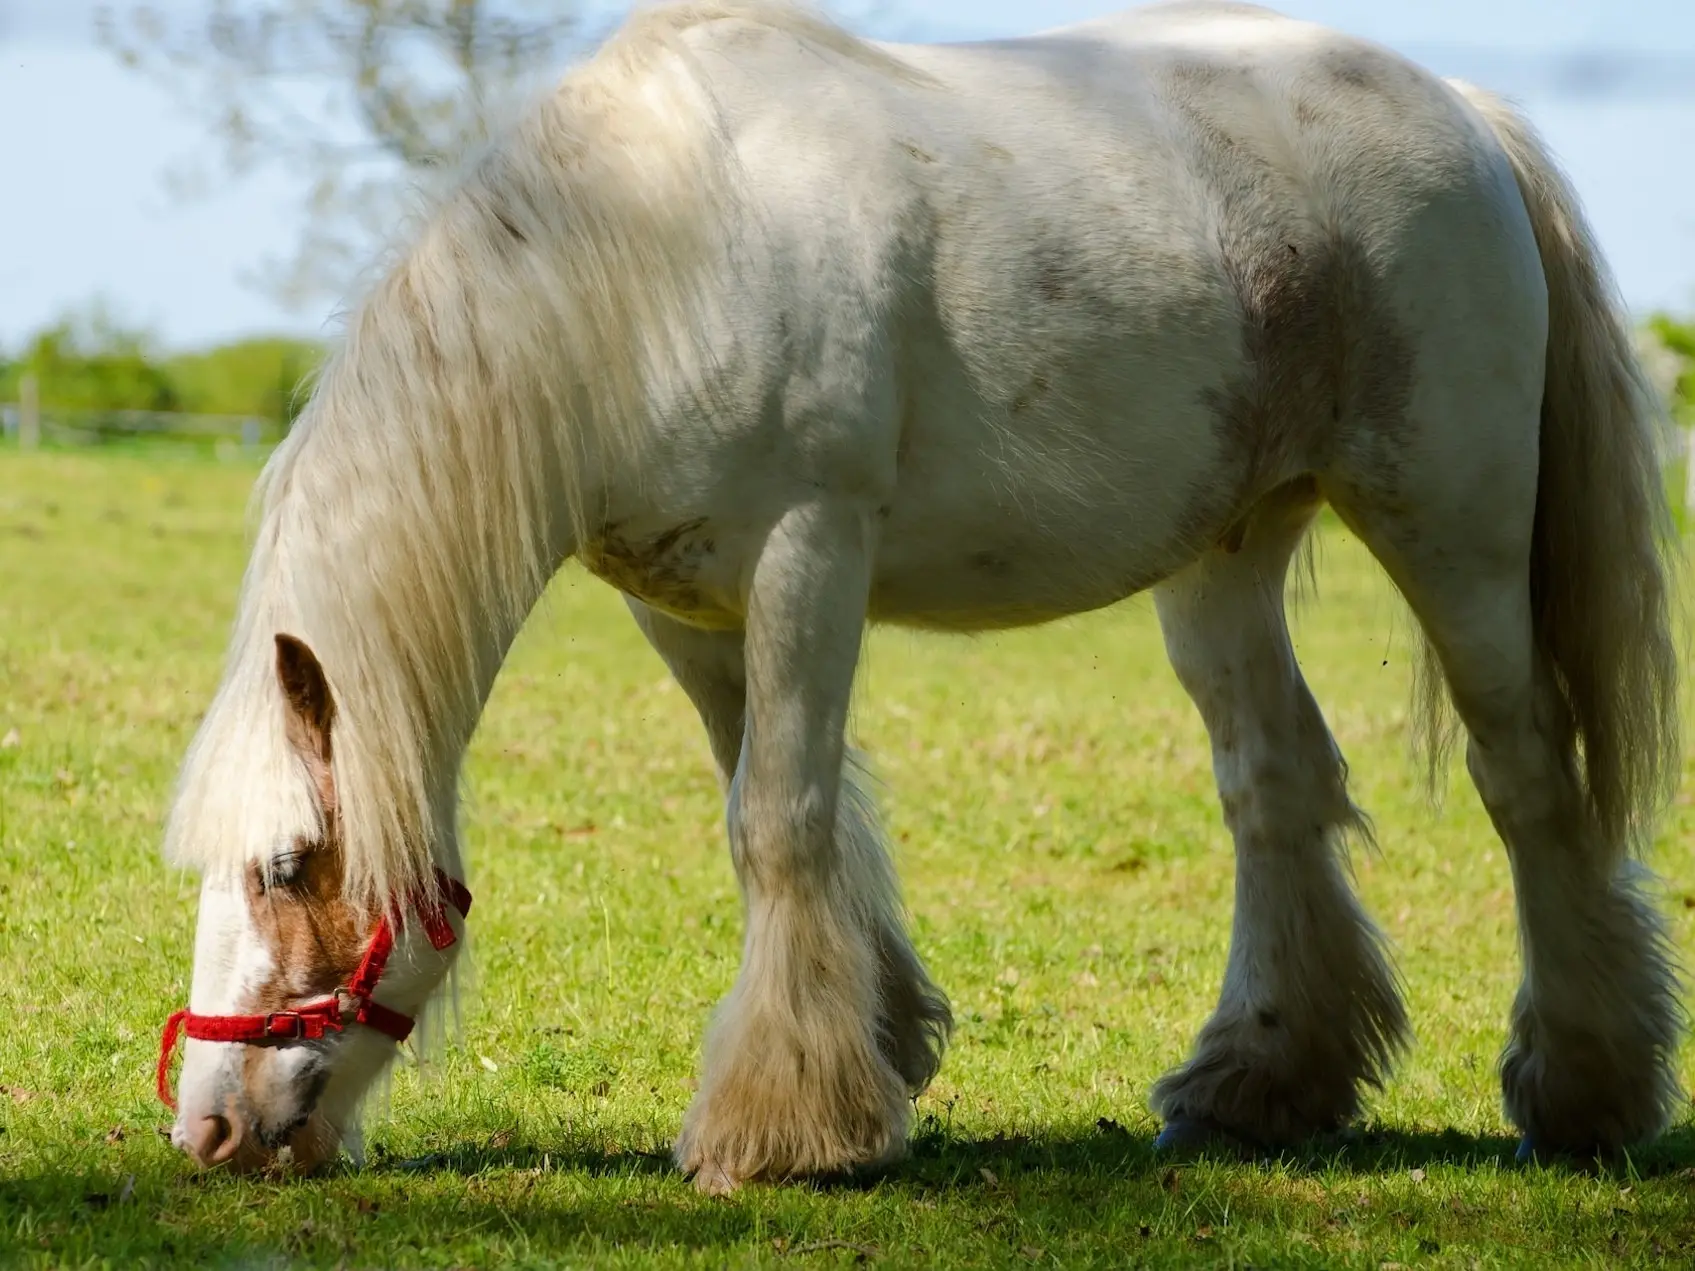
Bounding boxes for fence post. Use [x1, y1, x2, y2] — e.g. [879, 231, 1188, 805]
[1686, 427, 1695, 523]
[19, 372, 40, 450]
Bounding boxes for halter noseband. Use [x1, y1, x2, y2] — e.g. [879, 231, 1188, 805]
[156, 868, 471, 1111]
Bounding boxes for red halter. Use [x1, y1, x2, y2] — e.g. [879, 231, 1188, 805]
[156, 868, 471, 1111]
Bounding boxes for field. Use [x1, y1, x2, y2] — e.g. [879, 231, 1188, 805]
[3, 448, 1695, 1268]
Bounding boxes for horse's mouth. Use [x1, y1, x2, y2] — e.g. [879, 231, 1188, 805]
[252, 1068, 334, 1163]
[198, 1114, 337, 1177]
[207, 1132, 277, 1176]
[195, 1096, 337, 1175]
[257, 1111, 311, 1152]
[275, 1110, 342, 1174]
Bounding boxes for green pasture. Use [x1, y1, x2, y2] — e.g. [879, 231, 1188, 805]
[3, 449, 1695, 1267]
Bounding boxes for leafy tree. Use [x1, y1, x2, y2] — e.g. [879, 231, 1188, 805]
[1648, 314, 1695, 425]
[97, 1, 586, 308]
[167, 336, 323, 424]
[98, 2, 896, 310]
[1, 306, 323, 427]
[0, 307, 181, 414]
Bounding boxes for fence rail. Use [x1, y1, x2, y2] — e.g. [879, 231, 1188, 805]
[0, 401, 282, 454]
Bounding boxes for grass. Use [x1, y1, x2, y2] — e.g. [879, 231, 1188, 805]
[3, 449, 1695, 1269]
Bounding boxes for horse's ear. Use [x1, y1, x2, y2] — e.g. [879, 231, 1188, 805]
[275, 634, 337, 817]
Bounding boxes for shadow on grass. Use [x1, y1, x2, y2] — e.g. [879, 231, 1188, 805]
[343, 1123, 1538, 1189]
[345, 1109, 1695, 1185]
[844, 1119, 1695, 1188]
[7, 1120, 1695, 1266]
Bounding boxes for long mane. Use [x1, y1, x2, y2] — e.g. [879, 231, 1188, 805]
[165, 2, 908, 907]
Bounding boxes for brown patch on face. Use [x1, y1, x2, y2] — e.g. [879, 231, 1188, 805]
[246, 635, 370, 1016]
[237, 840, 372, 1154]
[242, 843, 369, 1015]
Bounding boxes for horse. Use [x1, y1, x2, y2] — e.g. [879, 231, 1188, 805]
[155, 0, 1683, 1193]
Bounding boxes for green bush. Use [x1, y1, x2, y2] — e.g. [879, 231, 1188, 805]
[0, 305, 323, 428]
[1649, 313, 1695, 425]
[165, 336, 322, 425]
[0, 310, 180, 414]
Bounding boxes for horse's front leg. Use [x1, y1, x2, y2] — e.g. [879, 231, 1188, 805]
[1149, 487, 1409, 1149]
[662, 502, 949, 1195]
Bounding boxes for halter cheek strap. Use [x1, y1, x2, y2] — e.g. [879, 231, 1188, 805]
[156, 869, 471, 1111]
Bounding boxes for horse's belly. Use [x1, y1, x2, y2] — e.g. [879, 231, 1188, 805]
[867, 449, 1231, 631]
[869, 535, 1154, 631]
[864, 316, 1253, 629]
[579, 437, 1236, 636]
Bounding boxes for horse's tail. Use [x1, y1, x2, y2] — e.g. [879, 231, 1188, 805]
[1446, 79, 1681, 854]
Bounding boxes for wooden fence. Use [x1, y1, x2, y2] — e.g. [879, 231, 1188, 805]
[1, 395, 280, 457]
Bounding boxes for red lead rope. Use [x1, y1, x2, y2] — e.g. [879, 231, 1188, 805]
[157, 869, 471, 1110]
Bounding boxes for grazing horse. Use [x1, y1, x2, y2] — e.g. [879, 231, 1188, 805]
[157, 0, 1682, 1192]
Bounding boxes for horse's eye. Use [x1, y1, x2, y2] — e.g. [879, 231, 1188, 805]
[256, 846, 309, 894]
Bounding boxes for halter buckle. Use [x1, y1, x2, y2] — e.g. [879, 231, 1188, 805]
[264, 1012, 306, 1038]
[264, 1008, 341, 1040]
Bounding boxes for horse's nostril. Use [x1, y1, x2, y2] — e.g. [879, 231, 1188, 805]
[185, 1112, 242, 1167]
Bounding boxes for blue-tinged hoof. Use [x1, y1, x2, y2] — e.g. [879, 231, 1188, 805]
[1516, 1136, 1610, 1170]
[1154, 1117, 1248, 1156]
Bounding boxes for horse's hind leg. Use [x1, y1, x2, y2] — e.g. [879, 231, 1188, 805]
[1150, 480, 1408, 1148]
[627, 512, 949, 1195]
[1328, 429, 1682, 1158]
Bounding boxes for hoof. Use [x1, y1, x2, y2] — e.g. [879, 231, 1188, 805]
[1154, 1117, 1253, 1157]
[1515, 1136, 1609, 1170]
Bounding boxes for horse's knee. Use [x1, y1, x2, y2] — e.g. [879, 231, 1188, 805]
[729, 777, 840, 892]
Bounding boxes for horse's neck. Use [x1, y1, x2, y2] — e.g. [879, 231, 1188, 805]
[256, 442, 573, 846]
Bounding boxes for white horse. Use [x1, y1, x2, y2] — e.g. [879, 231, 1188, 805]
[157, 0, 1683, 1192]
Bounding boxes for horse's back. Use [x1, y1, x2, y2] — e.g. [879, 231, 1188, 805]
[633, 4, 1544, 630]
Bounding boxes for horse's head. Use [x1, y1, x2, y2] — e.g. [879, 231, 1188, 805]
[162, 634, 468, 1173]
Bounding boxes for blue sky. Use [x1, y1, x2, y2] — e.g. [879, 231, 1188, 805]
[4, 0, 1694, 350]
